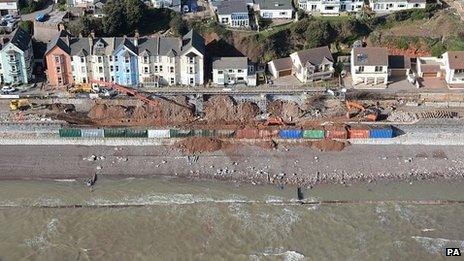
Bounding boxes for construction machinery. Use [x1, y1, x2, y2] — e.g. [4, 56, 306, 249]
[257, 116, 294, 129]
[89, 80, 163, 124]
[10, 99, 31, 111]
[68, 84, 92, 93]
[345, 101, 379, 121]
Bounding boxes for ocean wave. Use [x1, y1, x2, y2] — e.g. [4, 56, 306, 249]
[412, 236, 464, 255]
[251, 248, 306, 260]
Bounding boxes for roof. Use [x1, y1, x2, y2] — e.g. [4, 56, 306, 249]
[181, 29, 205, 55]
[294, 46, 334, 67]
[420, 64, 441, 73]
[352, 47, 388, 66]
[388, 55, 411, 69]
[8, 27, 31, 51]
[256, 0, 293, 10]
[269, 57, 292, 71]
[213, 57, 248, 69]
[46, 30, 205, 57]
[217, 0, 248, 15]
[446, 51, 464, 70]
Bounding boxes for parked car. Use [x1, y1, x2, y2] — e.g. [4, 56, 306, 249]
[1, 86, 17, 94]
[35, 14, 48, 22]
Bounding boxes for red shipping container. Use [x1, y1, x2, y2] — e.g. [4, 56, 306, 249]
[259, 129, 279, 139]
[348, 128, 369, 139]
[324, 126, 348, 139]
[236, 129, 260, 139]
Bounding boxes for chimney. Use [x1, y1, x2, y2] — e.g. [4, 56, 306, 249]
[90, 30, 95, 39]
[133, 30, 139, 47]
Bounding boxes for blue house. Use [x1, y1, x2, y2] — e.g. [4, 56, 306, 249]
[0, 28, 34, 84]
[113, 37, 138, 86]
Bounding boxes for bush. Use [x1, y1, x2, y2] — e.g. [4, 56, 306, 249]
[395, 38, 409, 50]
[430, 42, 446, 56]
[19, 20, 33, 34]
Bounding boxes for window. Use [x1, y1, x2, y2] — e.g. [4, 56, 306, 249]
[143, 56, 149, 63]
[189, 67, 194, 74]
[188, 57, 195, 64]
[170, 67, 174, 73]
[279, 12, 286, 15]
[358, 66, 364, 72]
[159, 66, 163, 72]
[155, 56, 159, 63]
[237, 77, 244, 81]
[80, 57, 85, 63]
[456, 69, 464, 74]
[144, 67, 149, 74]
[54, 56, 60, 63]
[228, 69, 233, 73]
[97, 56, 103, 63]
[110, 65, 114, 72]
[98, 67, 103, 73]
[154, 65, 158, 73]
[218, 70, 223, 75]
[114, 56, 118, 62]
[81, 66, 86, 73]
[170, 77, 175, 84]
[56, 67, 61, 73]
[71, 57, 74, 62]
[125, 57, 130, 63]
[57, 76, 63, 84]
[126, 67, 130, 73]
[71, 65, 75, 72]
[375, 66, 383, 72]
[99, 77, 104, 81]
[398, 4, 405, 7]
[189, 78, 194, 84]
[237, 69, 243, 73]
[109, 56, 113, 62]
[115, 66, 119, 72]
[111, 76, 115, 82]
[170, 57, 174, 63]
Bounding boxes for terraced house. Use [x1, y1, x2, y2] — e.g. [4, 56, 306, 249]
[45, 30, 205, 88]
[0, 28, 34, 84]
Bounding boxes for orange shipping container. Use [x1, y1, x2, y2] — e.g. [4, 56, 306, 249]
[236, 129, 260, 139]
[324, 126, 348, 139]
[348, 128, 369, 139]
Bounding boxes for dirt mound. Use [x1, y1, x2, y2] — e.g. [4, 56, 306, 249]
[312, 140, 349, 152]
[176, 137, 226, 154]
[204, 96, 260, 124]
[87, 96, 195, 126]
[267, 100, 303, 122]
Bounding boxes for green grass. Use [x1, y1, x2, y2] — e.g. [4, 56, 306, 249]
[258, 22, 293, 38]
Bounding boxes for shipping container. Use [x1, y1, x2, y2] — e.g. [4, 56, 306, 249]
[81, 128, 104, 138]
[348, 127, 369, 139]
[302, 129, 325, 139]
[125, 129, 148, 138]
[369, 127, 394, 138]
[59, 128, 81, 138]
[259, 129, 279, 138]
[147, 129, 170, 138]
[279, 129, 303, 139]
[236, 128, 260, 139]
[324, 126, 348, 139]
[199, 130, 216, 137]
[169, 129, 193, 138]
[104, 129, 126, 138]
[215, 130, 235, 138]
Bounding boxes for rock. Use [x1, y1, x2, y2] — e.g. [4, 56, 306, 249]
[96, 166, 102, 170]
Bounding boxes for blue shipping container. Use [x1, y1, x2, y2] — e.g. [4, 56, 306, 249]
[369, 128, 394, 138]
[279, 129, 303, 139]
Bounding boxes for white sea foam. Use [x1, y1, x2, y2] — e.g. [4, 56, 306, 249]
[251, 248, 306, 260]
[412, 236, 464, 255]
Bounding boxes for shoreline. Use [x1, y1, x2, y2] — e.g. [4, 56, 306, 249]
[1, 143, 464, 188]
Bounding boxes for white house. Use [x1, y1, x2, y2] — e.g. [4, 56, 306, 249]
[0, 0, 17, 15]
[212, 57, 256, 86]
[442, 51, 464, 85]
[369, 0, 426, 12]
[179, 30, 205, 86]
[217, 0, 250, 28]
[255, 0, 294, 19]
[350, 47, 389, 87]
[268, 46, 334, 83]
[298, 0, 363, 15]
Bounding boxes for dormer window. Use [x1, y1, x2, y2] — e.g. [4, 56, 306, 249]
[125, 56, 130, 63]
[188, 57, 195, 64]
[143, 56, 149, 63]
[96, 42, 104, 48]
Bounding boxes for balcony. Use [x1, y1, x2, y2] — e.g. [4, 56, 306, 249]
[307, 71, 334, 81]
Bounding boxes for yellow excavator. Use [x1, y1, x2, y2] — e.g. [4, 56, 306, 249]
[68, 83, 92, 93]
[345, 101, 379, 121]
[10, 99, 31, 111]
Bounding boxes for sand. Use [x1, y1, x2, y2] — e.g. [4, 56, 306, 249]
[1, 144, 463, 188]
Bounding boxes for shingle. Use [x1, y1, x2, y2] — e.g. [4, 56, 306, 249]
[270, 57, 292, 71]
[353, 47, 388, 66]
[181, 30, 205, 55]
[217, 0, 248, 14]
[295, 46, 333, 66]
[213, 57, 248, 69]
[446, 51, 464, 70]
[256, 0, 293, 10]
[9, 27, 31, 51]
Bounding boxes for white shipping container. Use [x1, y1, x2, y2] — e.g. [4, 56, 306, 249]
[81, 129, 105, 138]
[148, 129, 170, 138]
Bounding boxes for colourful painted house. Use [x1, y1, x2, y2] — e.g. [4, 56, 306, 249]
[0, 28, 34, 84]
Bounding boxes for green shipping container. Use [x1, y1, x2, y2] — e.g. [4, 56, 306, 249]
[104, 129, 126, 138]
[200, 130, 216, 137]
[169, 129, 193, 138]
[125, 129, 148, 138]
[59, 128, 82, 138]
[216, 130, 235, 138]
[302, 129, 325, 139]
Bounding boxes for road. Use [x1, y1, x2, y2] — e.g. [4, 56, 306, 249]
[20, 0, 54, 21]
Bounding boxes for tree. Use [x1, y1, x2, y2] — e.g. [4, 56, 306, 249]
[169, 13, 186, 36]
[304, 20, 332, 48]
[19, 20, 33, 34]
[102, 0, 145, 35]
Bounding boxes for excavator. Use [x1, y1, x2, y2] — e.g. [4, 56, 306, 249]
[345, 101, 379, 121]
[257, 116, 294, 129]
[89, 80, 163, 124]
[68, 83, 93, 93]
[10, 99, 31, 111]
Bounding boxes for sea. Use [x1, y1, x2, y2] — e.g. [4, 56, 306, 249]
[0, 177, 463, 260]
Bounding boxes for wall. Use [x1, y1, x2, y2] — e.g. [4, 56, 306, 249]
[259, 9, 293, 19]
[45, 46, 74, 87]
